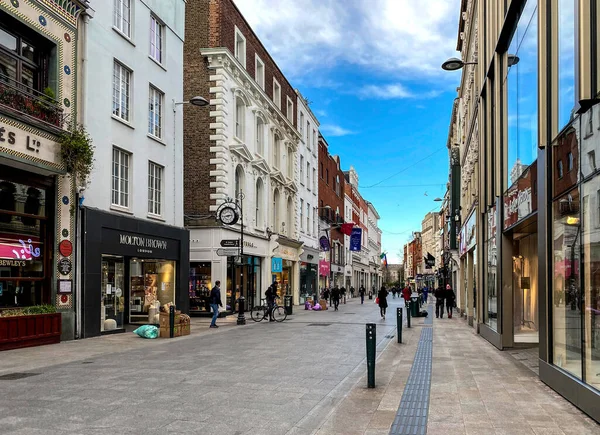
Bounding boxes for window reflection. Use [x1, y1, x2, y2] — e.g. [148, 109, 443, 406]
[558, 0, 576, 130]
[486, 206, 498, 331]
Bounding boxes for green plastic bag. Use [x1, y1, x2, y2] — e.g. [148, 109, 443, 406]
[133, 325, 158, 339]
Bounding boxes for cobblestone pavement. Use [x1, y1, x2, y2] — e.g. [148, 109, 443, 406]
[0, 297, 598, 435]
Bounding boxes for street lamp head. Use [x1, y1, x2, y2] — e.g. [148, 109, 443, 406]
[433, 197, 443, 202]
[189, 96, 209, 107]
[507, 54, 520, 67]
[441, 57, 465, 71]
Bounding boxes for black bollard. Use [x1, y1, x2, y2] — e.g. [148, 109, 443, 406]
[366, 323, 376, 388]
[169, 305, 175, 338]
[406, 301, 411, 328]
[396, 307, 403, 343]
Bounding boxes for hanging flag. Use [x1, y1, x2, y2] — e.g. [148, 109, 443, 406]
[382, 254, 388, 269]
[319, 236, 330, 251]
[379, 252, 386, 259]
[340, 222, 354, 236]
[350, 227, 362, 251]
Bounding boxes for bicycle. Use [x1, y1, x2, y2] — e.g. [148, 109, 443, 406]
[251, 296, 287, 322]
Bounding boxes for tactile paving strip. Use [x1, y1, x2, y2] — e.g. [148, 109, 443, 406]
[390, 306, 433, 435]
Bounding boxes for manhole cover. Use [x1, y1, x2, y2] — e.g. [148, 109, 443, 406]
[82, 361, 94, 364]
[307, 323, 331, 327]
[0, 372, 40, 380]
[344, 313, 356, 314]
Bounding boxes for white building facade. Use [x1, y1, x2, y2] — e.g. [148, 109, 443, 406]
[367, 202, 382, 291]
[79, 0, 190, 338]
[296, 92, 320, 303]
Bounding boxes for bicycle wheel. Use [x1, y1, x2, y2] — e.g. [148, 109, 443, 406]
[272, 306, 287, 322]
[251, 306, 266, 322]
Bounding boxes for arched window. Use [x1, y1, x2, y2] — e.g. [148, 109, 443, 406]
[287, 197, 293, 236]
[256, 116, 265, 156]
[234, 165, 245, 204]
[235, 97, 245, 140]
[273, 134, 280, 169]
[336, 175, 340, 195]
[255, 179, 264, 227]
[273, 189, 280, 230]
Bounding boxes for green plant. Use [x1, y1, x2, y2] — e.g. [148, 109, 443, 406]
[0, 305, 56, 317]
[42, 87, 56, 100]
[59, 123, 95, 188]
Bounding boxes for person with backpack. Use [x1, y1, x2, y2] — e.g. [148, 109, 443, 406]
[434, 286, 445, 318]
[377, 285, 389, 319]
[445, 284, 456, 318]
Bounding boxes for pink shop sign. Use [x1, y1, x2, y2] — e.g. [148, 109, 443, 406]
[319, 260, 330, 276]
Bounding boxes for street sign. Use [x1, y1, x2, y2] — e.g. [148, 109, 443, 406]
[220, 239, 240, 247]
[216, 248, 239, 256]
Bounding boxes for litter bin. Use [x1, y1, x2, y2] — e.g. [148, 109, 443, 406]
[284, 295, 293, 315]
[410, 295, 419, 317]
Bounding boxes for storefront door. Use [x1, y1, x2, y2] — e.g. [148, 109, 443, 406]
[513, 233, 539, 343]
[101, 255, 125, 331]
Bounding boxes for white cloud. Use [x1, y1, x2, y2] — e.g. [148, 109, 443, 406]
[233, 0, 461, 80]
[359, 83, 413, 99]
[320, 124, 356, 137]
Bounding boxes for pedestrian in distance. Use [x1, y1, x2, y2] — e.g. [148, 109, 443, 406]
[378, 285, 389, 320]
[402, 285, 411, 303]
[209, 280, 223, 328]
[445, 284, 456, 318]
[350, 286, 355, 298]
[434, 286, 445, 319]
[391, 287, 397, 299]
[359, 285, 366, 304]
[331, 286, 341, 311]
[323, 287, 330, 304]
[265, 283, 277, 321]
[422, 286, 429, 304]
[341, 286, 347, 304]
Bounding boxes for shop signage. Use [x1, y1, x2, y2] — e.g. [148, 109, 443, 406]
[58, 258, 72, 275]
[272, 257, 283, 272]
[319, 260, 330, 276]
[0, 238, 41, 260]
[102, 229, 180, 259]
[243, 240, 257, 249]
[350, 228, 362, 252]
[58, 279, 72, 294]
[221, 239, 239, 247]
[504, 185, 532, 229]
[319, 236, 330, 251]
[0, 259, 27, 267]
[59, 240, 73, 257]
[459, 212, 476, 256]
[0, 123, 58, 164]
[216, 247, 239, 256]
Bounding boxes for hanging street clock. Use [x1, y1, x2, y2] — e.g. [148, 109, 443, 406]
[216, 199, 240, 225]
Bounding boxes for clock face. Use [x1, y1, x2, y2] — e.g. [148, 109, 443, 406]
[219, 206, 238, 225]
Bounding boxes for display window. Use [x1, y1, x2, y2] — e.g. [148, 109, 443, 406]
[226, 256, 261, 311]
[485, 206, 498, 331]
[512, 233, 539, 343]
[0, 171, 52, 309]
[101, 255, 125, 331]
[272, 260, 293, 299]
[129, 259, 175, 324]
[189, 262, 211, 313]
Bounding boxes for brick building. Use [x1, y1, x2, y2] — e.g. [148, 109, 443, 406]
[318, 134, 346, 288]
[184, 0, 303, 313]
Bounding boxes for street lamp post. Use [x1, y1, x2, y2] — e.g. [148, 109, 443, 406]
[316, 205, 333, 288]
[237, 191, 246, 325]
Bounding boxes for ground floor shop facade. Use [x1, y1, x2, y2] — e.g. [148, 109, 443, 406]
[80, 208, 189, 337]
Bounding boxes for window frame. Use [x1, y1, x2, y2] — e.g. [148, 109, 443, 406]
[112, 60, 132, 122]
[299, 155, 305, 184]
[234, 26, 246, 68]
[235, 96, 245, 141]
[256, 115, 265, 156]
[273, 78, 281, 109]
[148, 84, 164, 139]
[149, 15, 164, 64]
[255, 54, 265, 89]
[286, 96, 294, 122]
[113, 0, 132, 39]
[557, 160, 564, 179]
[300, 198, 304, 231]
[111, 147, 131, 209]
[147, 161, 163, 216]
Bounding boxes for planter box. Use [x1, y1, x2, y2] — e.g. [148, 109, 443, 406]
[0, 313, 62, 351]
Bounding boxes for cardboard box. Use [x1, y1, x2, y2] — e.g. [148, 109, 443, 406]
[180, 323, 190, 336]
[159, 324, 180, 338]
[159, 311, 180, 328]
[319, 299, 327, 310]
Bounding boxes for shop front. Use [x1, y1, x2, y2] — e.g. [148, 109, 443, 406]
[81, 208, 189, 337]
[300, 247, 318, 304]
[459, 209, 478, 325]
[272, 237, 302, 305]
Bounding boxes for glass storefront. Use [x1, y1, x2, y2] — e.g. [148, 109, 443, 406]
[0, 171, 52, 308]
[300, 262, 317, 304]
[101, 255, 124, 331]
[227, 256, 261, 311]
[272, 259, 293, 299]
[129, 259, 175, 323]
[513, 233, 538, 343]
[485, 206, 498, 331]
[189, 262, 212, 314]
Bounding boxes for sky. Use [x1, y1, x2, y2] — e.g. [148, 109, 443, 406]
[234, 0, 462, 263]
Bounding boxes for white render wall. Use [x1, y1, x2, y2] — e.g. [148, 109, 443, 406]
[296, 93, 319, 253]
[82, 0, 185, 226]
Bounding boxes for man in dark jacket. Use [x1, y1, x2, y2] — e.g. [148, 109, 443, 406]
[445, 284, 456, 318]
[331, 286, 341, 311]
[210, 281, 223, 328]
[359, 286, 366, 304]
[434, 286, 445, 319]
[265, 283, 277, 321]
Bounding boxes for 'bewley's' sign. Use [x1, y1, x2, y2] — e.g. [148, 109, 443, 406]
[119, 235, 168, 250]
[103, 228, 179, 259]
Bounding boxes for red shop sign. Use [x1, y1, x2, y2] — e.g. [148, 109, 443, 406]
[59, 240, 73, 257]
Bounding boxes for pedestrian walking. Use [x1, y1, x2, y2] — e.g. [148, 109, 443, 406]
[341, 286, 347, 304]
[402, 285, 411, 303]
[378, 285, 389, 319]
[209, 280, 222, 328]
[350, 286, 355, 298]
[422, 286, 429, 304]
[434, 286, 445, 318]
[323, 287, 330, 305]
[445, 284, 456, 318]
[331, 286, 341, 311]
[391, 287, 397, 299]
[359, 285, 366, 304]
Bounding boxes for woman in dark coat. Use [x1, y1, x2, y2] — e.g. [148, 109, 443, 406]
[378, 285, 389, 320]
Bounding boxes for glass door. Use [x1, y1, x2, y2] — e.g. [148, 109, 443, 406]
[101, 255, 124, 331]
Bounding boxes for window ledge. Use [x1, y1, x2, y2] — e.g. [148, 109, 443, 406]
[112, 115, 135, 130]
[110, 205, 133, 215]
[149, 56, 167, 71]
[112, 27, 135, 46]
[147, 213, 165, 222]
[147, 133, 166, 146]
[233, 135, 245, 145]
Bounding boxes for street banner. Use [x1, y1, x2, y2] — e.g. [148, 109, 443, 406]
[340, 222, 354, 236]
[319, 236, 330, 251]
[350, 228, 362, 251]
[271, 257, 282, 272]
[319, 260, 330, 276]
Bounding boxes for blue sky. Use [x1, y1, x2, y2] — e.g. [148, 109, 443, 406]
[235, 0, 461, 263]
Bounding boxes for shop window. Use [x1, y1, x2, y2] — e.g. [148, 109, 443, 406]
[485, 206, 498, 331]
[556, 0, 576, 131]
[21, 187, 41, 226]
[552, 188, 582, 378]
[189, 262, 211, 314]
[129, 259, 175, 324]
[101, 255, 124, 331]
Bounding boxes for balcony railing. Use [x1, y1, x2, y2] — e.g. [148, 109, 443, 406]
[0, 77, 63, 128]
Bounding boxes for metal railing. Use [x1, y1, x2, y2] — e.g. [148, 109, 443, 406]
[0, 76, 63, 128]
